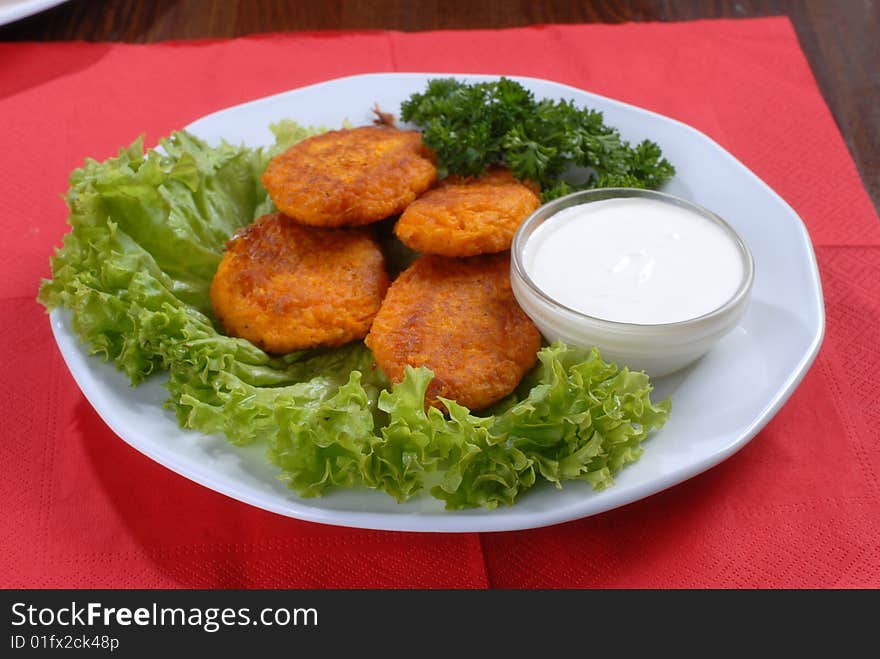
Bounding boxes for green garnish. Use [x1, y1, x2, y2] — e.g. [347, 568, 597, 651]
[400, 77, 676, 200]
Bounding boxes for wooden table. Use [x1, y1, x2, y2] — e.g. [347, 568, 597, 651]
[2, 0, 876, 212]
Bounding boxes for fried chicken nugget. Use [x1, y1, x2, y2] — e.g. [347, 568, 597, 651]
[261, 126, 437, 227]
[394, 167, 541, 257]
[210, 213, 389, 353]
[365, 253, 542, 411]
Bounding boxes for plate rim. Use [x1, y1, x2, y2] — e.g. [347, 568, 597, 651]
[0, 0, 68, 27]
[49, 71, 826, 533]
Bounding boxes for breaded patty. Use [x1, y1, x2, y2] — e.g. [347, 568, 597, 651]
[365, 253, 542, 411]
[261, 126, 437, 228]
[210, 213, 389, 353]
[394, 167, 541, 257]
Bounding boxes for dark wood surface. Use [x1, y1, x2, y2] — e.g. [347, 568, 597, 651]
[2, 0, 877, 212]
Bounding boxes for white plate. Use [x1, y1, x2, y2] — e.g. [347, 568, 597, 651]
[49, 73, 825, 533]
[0, 0, 68, 26]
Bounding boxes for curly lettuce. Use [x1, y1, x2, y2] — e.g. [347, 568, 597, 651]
[38, 124, 670, 510]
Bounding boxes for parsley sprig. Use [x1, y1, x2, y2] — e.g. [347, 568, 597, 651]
[400, 77, 675, 201]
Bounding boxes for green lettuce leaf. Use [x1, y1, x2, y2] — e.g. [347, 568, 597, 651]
[39, 124, 670, 510]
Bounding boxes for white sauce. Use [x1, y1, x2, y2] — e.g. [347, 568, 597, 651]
[522, 197, 744, 324]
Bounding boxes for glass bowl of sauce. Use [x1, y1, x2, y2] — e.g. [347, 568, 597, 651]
[511, 188, 755, 377]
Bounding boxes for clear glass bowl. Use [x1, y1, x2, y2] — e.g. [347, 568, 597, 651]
[510, 188, 755, 377]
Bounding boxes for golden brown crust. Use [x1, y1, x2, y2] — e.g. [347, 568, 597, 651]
[394, 167, 541, 257]
[365, 253, 542, 411]
[261, 126, 437, 227]
[210, 213, 389, 353]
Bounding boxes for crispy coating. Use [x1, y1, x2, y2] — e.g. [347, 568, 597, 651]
[365, 253, 542, 411]
[210, 213, 389, 353]
[261, 126, 437, 227]
[394, 167, 541, 257]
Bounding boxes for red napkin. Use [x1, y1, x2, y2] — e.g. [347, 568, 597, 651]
[2, 17, 878, 588]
